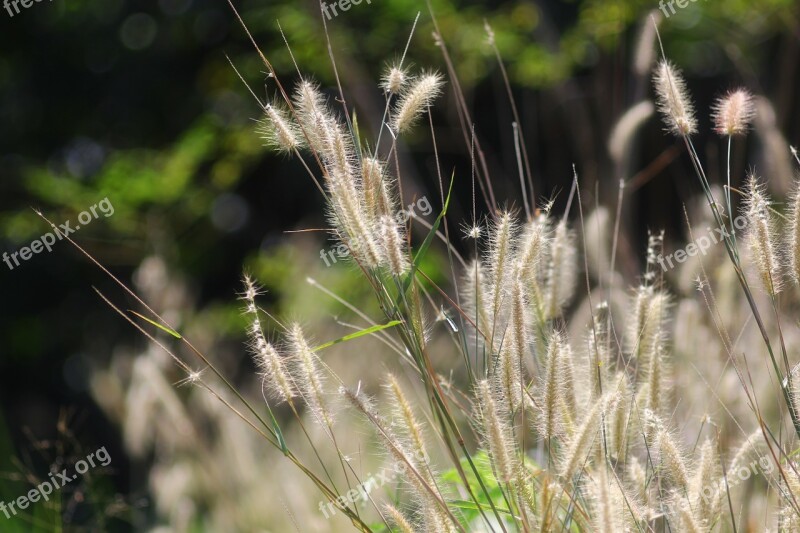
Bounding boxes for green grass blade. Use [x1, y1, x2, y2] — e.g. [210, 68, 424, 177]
[312, 320, 402, 352]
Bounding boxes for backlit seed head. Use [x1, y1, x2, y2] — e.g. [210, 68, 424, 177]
[712, 89, 755, 136]
[744, 174, 782, 295]
[653, 60, 697, 136]
[381, 64, 410, 94]
[258, 103, 303, 153]
[392, 72, 445, 133]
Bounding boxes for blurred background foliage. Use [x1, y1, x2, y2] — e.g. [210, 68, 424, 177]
[0, 0, 798, 529]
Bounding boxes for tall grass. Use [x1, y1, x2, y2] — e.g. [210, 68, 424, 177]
[74, 6, 800, 532]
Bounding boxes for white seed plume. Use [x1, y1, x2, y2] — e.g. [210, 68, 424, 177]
[486, 211, 517, 323]
[477, 380, 517, 484]
[384, 504, 417, 533]
[392, 72, 445, 133]
[656, 429, 689, 490]
[361, 156, 396, 219]
[540, 331, 574, 440]
[493, 270, 529, 412]
[744, 174, 782, 295]
[293, 80, 381, 267]
[626, 286, 670, 362]
[259, 103, 303, 153]
[544, 219, 577, 319]
[558, 392, 608, 480]
[288, 323, 334, 428]
[381, 64, 410, 94]
[788, 180, 800, 285]
[378, 215, 410, 276]
[712, 89, 755, 136]
[653, 60, 697, 136]
[242, 276, 294, 403]
[463, 259, 495, 354]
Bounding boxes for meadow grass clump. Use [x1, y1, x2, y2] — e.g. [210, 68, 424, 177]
[80, 9, 800, 532]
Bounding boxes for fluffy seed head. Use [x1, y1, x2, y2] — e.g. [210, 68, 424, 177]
[476, 380, 517, 483]
[544, 219, 577, 319]
[259, 103, 303, 153]
[381, 64, 410, 94]
[392, 72, 445, 133]
[241, 276, 294, 403]
[558, 392, 608, 480]
[384, 504, 416, 533]
[540, 331, 573, 440]
[656, 429, 689, 489]
[288, 323, 334, 428]
[744, 174, 783, 295]
[788, 181, 800, 285]
[653, 60, 697, 136]
[378, 215, 410, 276]
[712, 89, 755, 136]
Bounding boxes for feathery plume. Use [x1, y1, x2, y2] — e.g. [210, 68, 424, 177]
[656, 429, 689, 490]
[242, 276, 295, 403]
[653, 60, 697, 136]
[463, 259, 494, 353]
[384, 504, 417, 533]
[626, 286, 670, 362]
[515, 216, 547, 281]
[645, 344, 667, 415]
[486, 211, 517, 323]
[361, 156, 396, 219]
[788, 180, 800, 285]
[675, 497, 703, 533]
[728, 430, 765, 475]
[493, 270, 529, 412]
[392, 72, 444, 133]
[711, 89, 755, 136]
[744, 173, 783, 295]
[558, 392, 607, 480]
[288, 323, 334, 428]
[259, 103, 303, 153]
[609, 373, 631, 461]
[476, 380, 517, 484]
[343, 386, 453, 532]
[381, 63, 410, 94]
[378, 215, 410, 276]
[385, 375, 429, 469]
[691, 438, 721, 519]
[589, 467, 639, 533]
[515, 215, 548, 327]
[544, 219, 577, 319]
[540, 331, 574, 440]
[293, 79, 335, 154]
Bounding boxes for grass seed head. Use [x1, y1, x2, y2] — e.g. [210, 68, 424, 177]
[653, 60, 697, 136]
